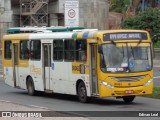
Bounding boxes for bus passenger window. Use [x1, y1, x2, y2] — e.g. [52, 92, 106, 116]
[76, 39, 87, 62]
[30, 40, 41, 60]
[53, 40, 63, 61]
[4, 41, 12, 59]
[20, 40, 29, 60]
[64, 40, 75, 61]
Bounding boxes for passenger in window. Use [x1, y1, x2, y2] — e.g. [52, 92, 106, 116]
[25, 48, 29, 59]
[29, 51, 34, 59]
[81, 52, 87, 61]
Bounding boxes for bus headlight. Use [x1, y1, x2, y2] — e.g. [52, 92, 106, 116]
[100, 80, 114, 89]
[144, 79, 153, 87]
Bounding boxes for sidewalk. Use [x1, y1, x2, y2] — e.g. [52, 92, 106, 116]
[0, 100, 89, 120]
[153, 60, 160, 67]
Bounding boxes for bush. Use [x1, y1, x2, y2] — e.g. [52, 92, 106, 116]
[121, 7, 160, 47]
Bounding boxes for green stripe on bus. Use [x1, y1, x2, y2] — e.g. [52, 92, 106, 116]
[72, 33, 78, 39]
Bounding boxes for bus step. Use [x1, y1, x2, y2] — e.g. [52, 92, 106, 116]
[92, 93, 100, 96]
[44, 90, 53, 93]
[15, 86, 21, 89]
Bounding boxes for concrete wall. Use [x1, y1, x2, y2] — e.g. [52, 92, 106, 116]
[0, 0, 13, 47]
[48, 0, 109, 29]
[0, 0, 109, 43]
[79, 0, 109, 29]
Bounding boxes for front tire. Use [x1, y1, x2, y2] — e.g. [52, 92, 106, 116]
[27, 77, 37, 96]
[123, 96, 135, 103]
[77, 82, 90, 103]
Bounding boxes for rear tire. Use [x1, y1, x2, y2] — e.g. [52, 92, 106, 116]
[27, 77, 37, 96]
[123, 96, 135, 103]
[77, 82, 90, 103]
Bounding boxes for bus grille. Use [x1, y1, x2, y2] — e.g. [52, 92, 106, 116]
[110, 75, 146, 82]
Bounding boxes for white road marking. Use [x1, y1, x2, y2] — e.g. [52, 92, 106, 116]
[29, 105, 49, 110]
[153, 76, 160, 79]
[0, 100, 11, 103]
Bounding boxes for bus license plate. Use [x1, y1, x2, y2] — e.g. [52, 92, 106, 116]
[125, 90, 134, 94]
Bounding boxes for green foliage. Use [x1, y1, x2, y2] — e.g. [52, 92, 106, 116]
[144, 87, 160, 99]
[121, 7, 160, 36]
[110, 0, 131, 13]
[154, 37, 160, 48]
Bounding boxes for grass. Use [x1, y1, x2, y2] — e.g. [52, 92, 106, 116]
[144, 87, 160, 99]
[154, 39, 160, 48]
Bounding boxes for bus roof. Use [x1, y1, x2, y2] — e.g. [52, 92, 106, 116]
[3, 29, 150, 41]
[75, 29, 149, 39]
[7, 26, 86, 34]
[3, 32, 76, 40]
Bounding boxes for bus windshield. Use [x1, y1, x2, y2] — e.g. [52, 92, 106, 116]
[100, 43, 152, 73]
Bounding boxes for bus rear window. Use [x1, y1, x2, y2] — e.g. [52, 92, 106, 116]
[4, 41, 12, 59]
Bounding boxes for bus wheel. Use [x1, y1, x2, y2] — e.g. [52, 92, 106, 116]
[27, 77, 36, 96]
[123, 96, 135, 103]
[77, 82, 89, 103]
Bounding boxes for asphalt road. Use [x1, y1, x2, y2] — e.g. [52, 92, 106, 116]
[0, 79, 160, 120]
[0, 56, 160, 120]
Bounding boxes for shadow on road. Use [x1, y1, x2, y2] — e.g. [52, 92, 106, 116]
[9, 89, 142, 106]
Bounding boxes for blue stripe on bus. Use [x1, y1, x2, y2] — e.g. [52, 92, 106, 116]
[82, 32, 89, 38]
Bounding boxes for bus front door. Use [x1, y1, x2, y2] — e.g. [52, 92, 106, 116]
[43, 44, 51, 90]
[13, 44, 20, 87]
[90, 45, 99, 95]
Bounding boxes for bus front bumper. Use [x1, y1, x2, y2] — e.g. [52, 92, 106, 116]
[98, 82, 153, 97]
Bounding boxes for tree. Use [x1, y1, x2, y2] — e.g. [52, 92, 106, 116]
[121, 7, 160, 36]
[109, 0, 131, 13]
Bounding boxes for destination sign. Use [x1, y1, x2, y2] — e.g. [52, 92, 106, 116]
[103, 32, 147, 41]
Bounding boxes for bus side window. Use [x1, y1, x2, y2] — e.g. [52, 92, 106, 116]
[30, 40, 41, 60]
[4, 41, 12, 59]
[20, 40, 29, 60]
[76, 39, 87, 62]
[64, 39, 75, 61]
[53, 40, 63, 61]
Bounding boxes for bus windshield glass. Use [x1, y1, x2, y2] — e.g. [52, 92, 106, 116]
[100, 43, 152, 73]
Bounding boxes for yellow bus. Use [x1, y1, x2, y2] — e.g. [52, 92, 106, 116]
[2, 30, 154, 103]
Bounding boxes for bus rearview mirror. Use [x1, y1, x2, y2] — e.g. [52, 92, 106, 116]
[152, 35, 158, 43]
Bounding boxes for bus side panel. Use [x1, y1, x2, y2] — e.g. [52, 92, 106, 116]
[4, 67, 14, 87]
[70, 62, 91, 96]
[18, 68, 29, 89]
[66, 62, 89, 95]
[70, 74, 91, 96]
[52, 62, 69, 94]
[29, 60, 44, 91]
[51, 62, 91, 96]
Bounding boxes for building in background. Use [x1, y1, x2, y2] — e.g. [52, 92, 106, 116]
[0, 0, 109, 47]
[0, 0, 12, 47]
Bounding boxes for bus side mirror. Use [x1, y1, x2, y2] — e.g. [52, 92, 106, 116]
[98, 45, 103, 53]
[152, 35, 158, 43]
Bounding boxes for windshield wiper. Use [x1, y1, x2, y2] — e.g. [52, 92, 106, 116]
[130, 46, 135, 60]
[122, 45, 124, 57]
[111, 40, 116, 45]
